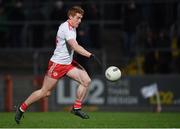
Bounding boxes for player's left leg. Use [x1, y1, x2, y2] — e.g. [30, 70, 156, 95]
[66, 65, 91, 119]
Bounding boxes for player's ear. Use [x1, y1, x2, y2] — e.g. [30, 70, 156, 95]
[69, 15, 73, 20]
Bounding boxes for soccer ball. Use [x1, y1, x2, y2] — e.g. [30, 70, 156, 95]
[105, 66, 121, 81]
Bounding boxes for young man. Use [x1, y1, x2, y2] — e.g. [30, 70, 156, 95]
[15, 6, 99, 124]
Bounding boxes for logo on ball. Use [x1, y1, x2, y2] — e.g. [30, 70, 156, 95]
[105, 66, 121, 81]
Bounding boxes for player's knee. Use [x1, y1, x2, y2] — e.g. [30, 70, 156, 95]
[83, 78, 91, 87]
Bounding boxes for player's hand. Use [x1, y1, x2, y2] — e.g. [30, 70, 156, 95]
[89, 54, 102, 66]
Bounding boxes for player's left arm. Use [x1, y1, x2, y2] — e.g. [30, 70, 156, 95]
[68, 39, 102, 66]
[67, 39, 92, 58]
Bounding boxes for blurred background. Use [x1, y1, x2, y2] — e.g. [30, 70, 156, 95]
[0, 0, 180, 112]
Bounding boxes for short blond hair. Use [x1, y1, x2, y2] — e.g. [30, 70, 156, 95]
[67, 6, 84, 17]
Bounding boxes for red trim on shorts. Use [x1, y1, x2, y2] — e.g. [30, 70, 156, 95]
[46, 60, 78, 79]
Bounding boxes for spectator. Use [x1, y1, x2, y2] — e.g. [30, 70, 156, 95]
[48, 0, 66, 47]
[156, 30, 172, 74]
[122, 1, 140, 57]
[8, 0, 25, 48]
[77, 22, 92, 48]
[49, 0, 66, 29]
[143, 31, 158, 74]
[170, 22, 180, 73]
[82, 3, 101, 49]
[0, 4, 8, 48]
[150, 4, 166, 32]
[31, 10, 45, 48]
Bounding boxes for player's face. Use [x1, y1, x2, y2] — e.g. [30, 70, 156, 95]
[70, 13, 83, 28]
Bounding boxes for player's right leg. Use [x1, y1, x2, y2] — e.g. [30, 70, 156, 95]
[15, 75, 58, 124]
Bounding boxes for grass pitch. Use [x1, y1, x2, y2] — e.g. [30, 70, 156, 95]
[0, 111, 180, 128]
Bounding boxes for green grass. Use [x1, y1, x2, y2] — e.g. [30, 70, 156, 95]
[0, 112, 180, 128]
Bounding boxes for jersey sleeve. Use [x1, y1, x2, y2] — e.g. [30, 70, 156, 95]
[64, 28, 75, 41]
